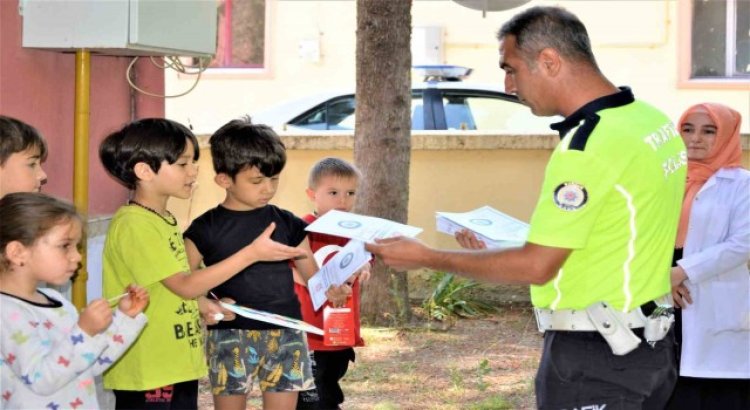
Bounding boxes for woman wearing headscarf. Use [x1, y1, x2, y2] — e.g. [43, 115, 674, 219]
[667, 103, 750, 409]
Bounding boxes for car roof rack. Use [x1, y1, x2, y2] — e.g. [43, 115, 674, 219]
[413, 65, 473, 83]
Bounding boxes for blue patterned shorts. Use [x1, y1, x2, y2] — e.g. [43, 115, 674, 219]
[206, 328, 314, 395]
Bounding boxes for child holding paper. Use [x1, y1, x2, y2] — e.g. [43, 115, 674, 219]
[294, 157, 368, 410]
[0, 193, 148, 409]
[183, 118, 349, 410]
[99, 118, 286, 410]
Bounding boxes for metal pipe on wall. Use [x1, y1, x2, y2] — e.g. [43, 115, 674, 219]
[72, 49, 90, 310]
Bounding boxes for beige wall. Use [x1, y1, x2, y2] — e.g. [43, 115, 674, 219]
[170, 148, 550, 250]
[169, 138, 551, 252]
[169, 133, 750, 251]
[166, 0, 750, 135]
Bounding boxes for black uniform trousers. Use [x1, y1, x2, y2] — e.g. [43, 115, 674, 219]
[535, 327, 676, 410]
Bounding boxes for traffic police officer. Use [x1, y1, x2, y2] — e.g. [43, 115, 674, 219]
[367, 6, 686, 409]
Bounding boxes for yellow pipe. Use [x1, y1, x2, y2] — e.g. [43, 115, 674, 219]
[72, 49, 90, 310]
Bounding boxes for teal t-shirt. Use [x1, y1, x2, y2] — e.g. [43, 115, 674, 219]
[527, 89, 686, 311]
[102, 205, 207, 390]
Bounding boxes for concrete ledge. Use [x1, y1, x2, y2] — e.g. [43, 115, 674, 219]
[198, 132, 750, 151]
[86, 216, 112, 237]
[277, 132, 564, 150]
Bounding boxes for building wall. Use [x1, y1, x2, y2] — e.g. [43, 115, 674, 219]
[2, 0, 166, 307]
[166, 0, 750, 135]
[168, 137, 551, 252]
[0, 0, 165, 216]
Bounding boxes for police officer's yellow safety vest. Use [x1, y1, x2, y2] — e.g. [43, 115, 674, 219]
[528, 88, 686, 312]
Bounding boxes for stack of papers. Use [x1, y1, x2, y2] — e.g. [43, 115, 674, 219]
[305, 210, 422, 310]
[305, 210, 423, 242]
[307, 239, 371, 311]
[436, 206, 529, 249]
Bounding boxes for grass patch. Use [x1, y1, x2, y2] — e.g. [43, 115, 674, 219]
[468, 395, 514, 410]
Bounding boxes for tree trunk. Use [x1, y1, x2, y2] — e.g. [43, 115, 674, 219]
[354, 0, 412, 326]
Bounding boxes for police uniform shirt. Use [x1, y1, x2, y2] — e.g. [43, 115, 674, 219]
[527, 87, 687, 312]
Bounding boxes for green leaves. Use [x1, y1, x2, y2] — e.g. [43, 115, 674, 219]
[422, 272, 497, 321]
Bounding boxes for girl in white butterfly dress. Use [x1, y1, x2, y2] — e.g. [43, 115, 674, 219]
[0, 193, 149, 410]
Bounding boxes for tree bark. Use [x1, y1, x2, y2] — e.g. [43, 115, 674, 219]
[354, 0, 413, 325]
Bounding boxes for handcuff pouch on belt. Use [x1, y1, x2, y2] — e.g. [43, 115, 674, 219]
[642, 304, 674, 347]
[584, 302, 641, 356]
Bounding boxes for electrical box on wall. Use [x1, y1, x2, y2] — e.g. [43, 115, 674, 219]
[21, 0, 217, 57]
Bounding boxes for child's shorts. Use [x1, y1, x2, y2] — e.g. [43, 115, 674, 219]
[206, 328, 314, 396]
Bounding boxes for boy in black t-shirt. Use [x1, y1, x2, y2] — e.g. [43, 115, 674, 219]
[184, 118, 349, 410]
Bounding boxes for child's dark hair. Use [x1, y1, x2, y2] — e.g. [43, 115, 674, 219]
[99, 118, 199, 189]
[0, 115, 48, 165]
[209, 116, 286, 179]
[308, 157, 361, 189]
[0, 192, 81, 271]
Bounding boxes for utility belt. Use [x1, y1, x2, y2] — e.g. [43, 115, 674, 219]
[534, 296, 674, 356]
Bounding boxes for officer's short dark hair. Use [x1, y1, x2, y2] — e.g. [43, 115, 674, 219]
[99, 118, 199, 189]
[497, 6, 597, 67]
[209, 116, 286, 179]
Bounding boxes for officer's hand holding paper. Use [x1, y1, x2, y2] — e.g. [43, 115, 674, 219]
[436, 206, 529, 249]
[455, 229, 488, 250]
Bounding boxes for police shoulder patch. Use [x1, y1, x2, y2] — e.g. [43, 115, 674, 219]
[553, 182, 588, 211]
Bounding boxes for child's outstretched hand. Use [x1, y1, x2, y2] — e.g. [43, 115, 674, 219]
[118, 285, 150, 318]
[325, 284, 352, 308]
[78, 299, 113, 336]
[356, 266, 371, 283]
[248, 222, 307, 262]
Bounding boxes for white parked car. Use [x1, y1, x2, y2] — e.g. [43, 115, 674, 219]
[252, 65, 558, 134]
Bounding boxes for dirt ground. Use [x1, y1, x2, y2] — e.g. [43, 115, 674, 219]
[198, 302, 542, 410]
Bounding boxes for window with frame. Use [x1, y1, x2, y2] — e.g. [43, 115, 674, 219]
[690, 0, 749, 79]
[210, 0, 266, 69]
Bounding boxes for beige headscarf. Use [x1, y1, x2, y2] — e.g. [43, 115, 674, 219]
[675, 103, 744, 248]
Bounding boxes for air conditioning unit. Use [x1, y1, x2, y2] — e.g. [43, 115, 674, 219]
[21, 0, 217, 58]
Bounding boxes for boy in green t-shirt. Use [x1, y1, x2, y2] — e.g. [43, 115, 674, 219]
[99, 118, 306, 410]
